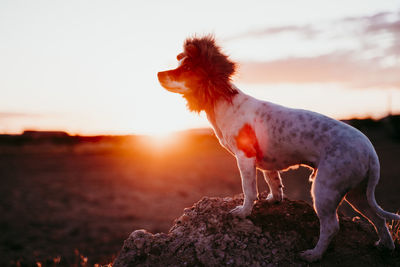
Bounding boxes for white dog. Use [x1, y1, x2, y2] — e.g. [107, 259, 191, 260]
[157, 35, 399, 262]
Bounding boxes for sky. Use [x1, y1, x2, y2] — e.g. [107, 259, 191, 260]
[1, 0, 399, 135]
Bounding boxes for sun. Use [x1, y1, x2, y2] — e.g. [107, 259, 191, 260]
[137, 128, 182, 153]
[144, 127, 176, 138]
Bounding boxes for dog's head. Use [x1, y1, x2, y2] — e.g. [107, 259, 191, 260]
[158, 35, 238, 112]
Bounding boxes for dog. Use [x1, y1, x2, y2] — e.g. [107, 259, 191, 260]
[157, 35, 399, 262]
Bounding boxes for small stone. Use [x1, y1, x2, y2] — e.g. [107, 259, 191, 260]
[133, 238, 144, 249]
[258, 238, 268, 246]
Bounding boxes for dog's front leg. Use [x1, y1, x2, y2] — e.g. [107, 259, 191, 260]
[230, 153, 257, 218]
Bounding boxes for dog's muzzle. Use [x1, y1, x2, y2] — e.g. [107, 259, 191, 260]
[157, 71, 189, 94]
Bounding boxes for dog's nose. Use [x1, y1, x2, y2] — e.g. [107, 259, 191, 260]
[157, 71, 165, 82]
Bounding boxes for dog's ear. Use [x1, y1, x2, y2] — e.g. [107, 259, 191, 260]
[176, 53, 185, 61]
[185, 43, 199, 58]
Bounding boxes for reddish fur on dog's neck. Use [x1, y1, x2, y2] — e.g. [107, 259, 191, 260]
[181, 35, 238, 113]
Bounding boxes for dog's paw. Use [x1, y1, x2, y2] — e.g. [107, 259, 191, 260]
[374, 238, 395, 250]
[299, 249, 322, 263]
[229, 205, 251, 218]
[265, 193, 283, 203]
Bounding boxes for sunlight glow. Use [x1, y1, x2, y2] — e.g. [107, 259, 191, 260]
[138, 131, 183, 153]
[0, 1, 399, 135]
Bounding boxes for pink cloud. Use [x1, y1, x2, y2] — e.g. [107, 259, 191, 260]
[0, 112, 41, 120]
[225, 25, 319, 41]
[230, 11, 400, 89]
[237, 51, 400, 88]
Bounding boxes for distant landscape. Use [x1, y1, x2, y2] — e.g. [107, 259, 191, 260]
[0, 116, 399, 266]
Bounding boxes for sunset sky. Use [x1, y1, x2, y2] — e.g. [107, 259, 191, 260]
[1, 0, 399, 135]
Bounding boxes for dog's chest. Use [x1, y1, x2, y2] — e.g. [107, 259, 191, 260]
[207, 110, 236, 152]
[208, 98, 256, 153]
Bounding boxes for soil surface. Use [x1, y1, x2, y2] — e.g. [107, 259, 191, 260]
[0, 119, 399, 266]
[114, 193, 400, 266]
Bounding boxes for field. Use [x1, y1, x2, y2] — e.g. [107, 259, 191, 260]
[0, 119, 399, 266]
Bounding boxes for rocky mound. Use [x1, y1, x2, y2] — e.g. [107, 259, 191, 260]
[113, 192, 400, 266]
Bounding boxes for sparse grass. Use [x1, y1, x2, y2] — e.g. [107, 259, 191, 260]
[33, 249, 113, 267]
[387, 212, 400, 246]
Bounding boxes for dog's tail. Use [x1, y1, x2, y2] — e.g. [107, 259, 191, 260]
[366, 153, 400, 220]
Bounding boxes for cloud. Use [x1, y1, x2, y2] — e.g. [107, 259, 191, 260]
[230, 11, 400, 89]
[237, 51, 400, 88]
[343, 11, 400, 51]
[228, 11, 399, 41]
[225, 25, 319, 41]
[342, 11, 400, 34]
[341, 12, 391, 24]
[0, 112, 39, 120]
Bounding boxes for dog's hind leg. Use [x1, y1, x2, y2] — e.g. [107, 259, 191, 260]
[300, 164, 347, 262]
[345, 179, 395, 250]
[262, 170, 283, 203]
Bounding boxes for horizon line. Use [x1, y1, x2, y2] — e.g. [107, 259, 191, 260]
[1, 114, 398, 137]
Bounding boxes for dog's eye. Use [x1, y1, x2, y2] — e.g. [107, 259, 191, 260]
[182, 65, 191, 71]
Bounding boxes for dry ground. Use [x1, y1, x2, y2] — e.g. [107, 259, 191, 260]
[0, 123, 399, 266]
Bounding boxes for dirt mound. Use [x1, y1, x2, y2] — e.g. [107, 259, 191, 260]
[113, 192, 400, 266]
